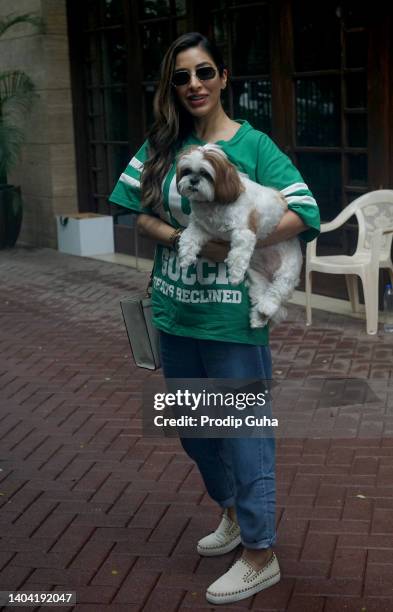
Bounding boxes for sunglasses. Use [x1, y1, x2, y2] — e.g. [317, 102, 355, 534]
[171, 66, 217, 87]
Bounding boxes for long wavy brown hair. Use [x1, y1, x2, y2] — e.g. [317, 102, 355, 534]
[140, 32, 226, 218]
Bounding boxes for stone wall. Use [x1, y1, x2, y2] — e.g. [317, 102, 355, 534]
[0, 0, 78, 248]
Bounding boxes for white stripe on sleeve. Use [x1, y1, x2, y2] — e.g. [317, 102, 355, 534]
[129, 157, 144, 171]
[120, 173, 140, 188]
[286, 195, 317, 206]
[280, 182, 309, 196]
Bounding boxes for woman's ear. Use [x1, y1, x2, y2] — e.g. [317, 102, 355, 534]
[221, 68, 228, 90]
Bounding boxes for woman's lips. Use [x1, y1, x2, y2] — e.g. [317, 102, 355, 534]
[187, 95, 208, 107]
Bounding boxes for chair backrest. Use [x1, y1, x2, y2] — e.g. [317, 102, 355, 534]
[348, 190, 393, 258]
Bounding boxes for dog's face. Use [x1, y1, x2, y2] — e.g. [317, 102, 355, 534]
[176, 144, 244, 204]
[176, 146, 216, 202]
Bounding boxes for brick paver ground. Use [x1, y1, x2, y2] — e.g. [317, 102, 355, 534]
[1, 246, 393, 612]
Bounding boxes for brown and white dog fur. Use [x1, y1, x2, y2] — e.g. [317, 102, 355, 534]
[176, 144, 302, 327]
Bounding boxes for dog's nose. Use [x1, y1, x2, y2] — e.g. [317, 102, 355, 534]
[190, 177, 199, 186]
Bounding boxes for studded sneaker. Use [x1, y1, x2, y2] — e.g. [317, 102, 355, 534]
[206, 553, 281, 604]
[197, 509, 241, 557]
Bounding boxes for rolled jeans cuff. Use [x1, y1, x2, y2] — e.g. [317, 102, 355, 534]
[219, 495, 236, 509]
[241, 534, 276, 550]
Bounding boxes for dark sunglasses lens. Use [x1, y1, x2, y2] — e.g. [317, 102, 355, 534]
[172, 71, 190, 86]
[172, 67, 217, 86]
[196, 67, 216, 80]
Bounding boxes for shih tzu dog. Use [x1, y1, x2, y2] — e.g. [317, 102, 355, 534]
[176, 144, 303, 328]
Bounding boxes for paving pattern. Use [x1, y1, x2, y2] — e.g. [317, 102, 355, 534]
[0, 246, 393, 611]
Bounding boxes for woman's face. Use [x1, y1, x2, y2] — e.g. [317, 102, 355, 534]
[173, 45, 227, 119]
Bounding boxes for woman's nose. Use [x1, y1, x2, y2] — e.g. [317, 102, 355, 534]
[189, 73, 201, 88]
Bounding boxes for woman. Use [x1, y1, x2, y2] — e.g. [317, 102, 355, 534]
[110, 32, 320, 605]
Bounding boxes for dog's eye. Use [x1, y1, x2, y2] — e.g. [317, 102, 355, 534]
[182, 169, 191, 176]
[200, 170, 210, 178]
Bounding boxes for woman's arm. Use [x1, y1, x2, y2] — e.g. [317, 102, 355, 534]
[200, 211, 307, 262]
[256, 210, 307, 247]
[137, 213, 232, 259]
[136, 213, 234, 261]
[137, 210, 307, 263]
[136, 213, 180, 248]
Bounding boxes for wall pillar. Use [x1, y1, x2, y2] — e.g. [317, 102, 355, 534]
[0, 0, 78, 248]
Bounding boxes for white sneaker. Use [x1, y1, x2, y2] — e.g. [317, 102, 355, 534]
[206, 553, 281, 604]
[197, 509, 241, 557]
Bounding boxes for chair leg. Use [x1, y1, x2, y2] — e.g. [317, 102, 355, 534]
[388, 266, 393, 288]
[361, 269, 379, 335]
[345, 274, 360, 313]
[305, 269, 312, 326]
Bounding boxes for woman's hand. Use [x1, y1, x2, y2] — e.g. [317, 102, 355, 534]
[136, 215, 230, 262]
[136, 213, 182, 248]
[200, 239, 230, 263]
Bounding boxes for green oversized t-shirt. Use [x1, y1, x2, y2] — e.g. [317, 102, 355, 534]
[109, 120, 320, 345]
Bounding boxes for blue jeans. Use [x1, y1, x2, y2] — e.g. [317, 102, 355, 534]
[159, 330, 276, 549]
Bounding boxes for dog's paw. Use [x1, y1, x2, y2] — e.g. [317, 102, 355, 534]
[257, 297, 280, 319]
[228, 268, 245, 285]
[178, 248, 198, 269]
[250, 309, 269, 329]
[179, 258, 197, 269]
[226, 260, 246, 285]
[225, 253, 247, 285]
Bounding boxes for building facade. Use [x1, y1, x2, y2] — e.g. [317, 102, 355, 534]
[2, 1, 392, 297]
[0, 0, 77, 248]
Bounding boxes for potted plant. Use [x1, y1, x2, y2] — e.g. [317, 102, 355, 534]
[0, 13, 44, 249]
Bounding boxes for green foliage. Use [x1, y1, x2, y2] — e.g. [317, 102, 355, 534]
[0, 13, 45, 37]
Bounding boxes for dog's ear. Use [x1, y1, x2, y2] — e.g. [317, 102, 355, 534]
[175, 162, 184, 188]
[203, 151, 244, 204]
[176, 145, 200, 186]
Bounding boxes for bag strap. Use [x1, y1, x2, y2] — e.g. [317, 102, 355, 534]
[145, 269, 153, 297]
[145, 246, 157, 297]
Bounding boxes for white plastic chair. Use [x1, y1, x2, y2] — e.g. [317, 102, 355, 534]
[306, 190, 393, 335]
